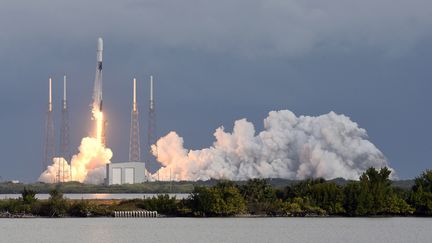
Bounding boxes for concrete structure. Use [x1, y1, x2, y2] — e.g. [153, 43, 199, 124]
[105, 162, 146, 185]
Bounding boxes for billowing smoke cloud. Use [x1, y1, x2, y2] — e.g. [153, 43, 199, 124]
[39, 137, 112, 184]
[152, 110, 392, 181]
[38, 157, 71, 183]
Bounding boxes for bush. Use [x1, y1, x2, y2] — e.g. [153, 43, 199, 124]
[69, 200, 91, 217]
[137, 194, 178, 215]
[240, 179, 278, 215]
[21, 187, 37, 204]
[38, 188, 68, 217]
[188, 181, 246, 216]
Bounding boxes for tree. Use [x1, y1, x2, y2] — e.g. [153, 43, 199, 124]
[239, 179, 278, 215]
[343, 167, 412, 216]
[343, 182, 361, 216]
[280, 179, 342, 215]
[49, 188, 64, 201]
[39, 188, 68, 217]
[69, 200, 91, 217]
[309, 182, 345, 215]
[21, 187, 37, 204]
[137, 194, 178, 215]
[410, 170, 432, 215]
[360, 167, 392, 214]
[188, 181, 246, 216]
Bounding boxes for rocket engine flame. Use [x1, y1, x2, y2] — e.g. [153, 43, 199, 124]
[151, 110, 394, 181]
[93, 108, 104, 144]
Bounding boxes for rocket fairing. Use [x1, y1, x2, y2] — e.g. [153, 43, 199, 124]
[93, 37, 103, 111]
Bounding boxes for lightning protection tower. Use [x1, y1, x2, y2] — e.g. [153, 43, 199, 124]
[43, 77, 55, 171]
[59, 75, 71, 182]
[147, 75, 157, 173]
[129, 78, 141, 162]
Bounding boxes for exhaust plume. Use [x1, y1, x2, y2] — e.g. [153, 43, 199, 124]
[39, 137, 112, 184]
[152, 110, 393, 181]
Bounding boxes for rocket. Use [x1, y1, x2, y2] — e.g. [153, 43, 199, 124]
[93, 37, 103, 111]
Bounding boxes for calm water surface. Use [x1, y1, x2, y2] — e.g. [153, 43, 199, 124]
[0, 218, 430, 243]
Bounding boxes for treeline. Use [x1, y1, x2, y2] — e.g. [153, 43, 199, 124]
[0, 181, 195, 194]
[0, 168, 431, 217]
[0, 178, 414, 194]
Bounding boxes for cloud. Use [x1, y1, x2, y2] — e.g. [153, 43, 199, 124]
[0, 0, 431, 57]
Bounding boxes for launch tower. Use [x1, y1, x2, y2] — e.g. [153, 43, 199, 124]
[43, 78, 55, 171]
[129, 78, 141, 162]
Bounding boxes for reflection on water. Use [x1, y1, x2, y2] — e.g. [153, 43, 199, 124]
[0, 193, 189, 200]
[0, 218, 431, 243]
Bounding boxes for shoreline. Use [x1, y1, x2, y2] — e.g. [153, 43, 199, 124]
[1, 214, 428, 219]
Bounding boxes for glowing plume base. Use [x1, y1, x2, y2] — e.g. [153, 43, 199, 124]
[39, 137, 112, 184]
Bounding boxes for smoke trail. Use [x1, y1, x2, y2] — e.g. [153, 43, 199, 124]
[152, 110, 393, 181]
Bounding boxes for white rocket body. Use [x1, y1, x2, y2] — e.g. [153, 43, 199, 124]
[97, 38, 103, 62]
[48, 77, 52, 112]
[150, 75, 154, 110]
[93, 38, 103, 111]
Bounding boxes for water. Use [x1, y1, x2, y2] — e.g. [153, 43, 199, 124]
[0, 217, 430, 243]
[0, 193, 189, 200]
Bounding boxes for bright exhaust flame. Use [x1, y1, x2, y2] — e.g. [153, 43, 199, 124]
[93, 108, 104, 145]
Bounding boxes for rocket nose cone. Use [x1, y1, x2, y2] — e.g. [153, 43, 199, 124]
[97, 38, 103, 51]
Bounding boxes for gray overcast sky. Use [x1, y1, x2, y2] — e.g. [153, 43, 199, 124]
[0, 0, 431, 181]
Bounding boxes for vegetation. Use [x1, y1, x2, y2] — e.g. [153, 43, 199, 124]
[187, 181, 246, 216]
[0, 168, 431, 217]
[0, 178, 414, 194]
[409, 170, 432, 215]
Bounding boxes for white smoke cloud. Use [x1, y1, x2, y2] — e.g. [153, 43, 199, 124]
[38, 157, 71, 183]
[152, 110, 393, 181]
[39, 137, 112, 184]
